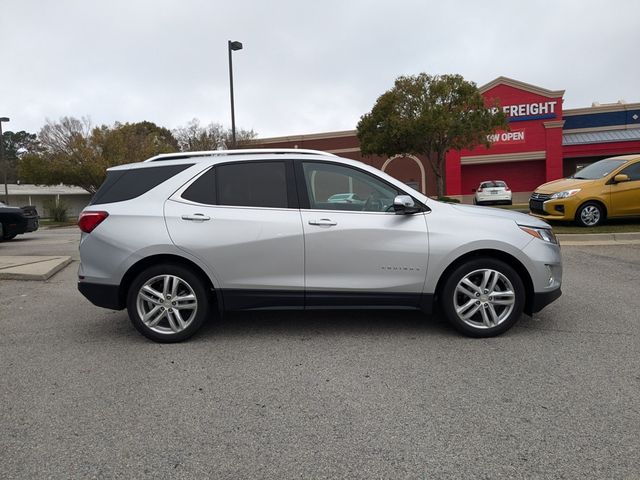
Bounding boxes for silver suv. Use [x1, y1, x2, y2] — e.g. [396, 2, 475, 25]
[78, 149, 562, 342]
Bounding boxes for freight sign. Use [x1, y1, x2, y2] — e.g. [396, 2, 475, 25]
[490, 101, 557, 122]
[487, 128, 526, 145]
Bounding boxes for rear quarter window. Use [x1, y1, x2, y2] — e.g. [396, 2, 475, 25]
[91, 164, 193, 205]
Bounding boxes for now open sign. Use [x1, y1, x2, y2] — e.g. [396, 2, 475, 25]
[487, 128, 526, 145]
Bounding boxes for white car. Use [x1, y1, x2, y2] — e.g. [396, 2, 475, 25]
[473, 181, 512, 205]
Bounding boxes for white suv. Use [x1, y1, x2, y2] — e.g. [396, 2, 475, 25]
[78, 149, 562, 342]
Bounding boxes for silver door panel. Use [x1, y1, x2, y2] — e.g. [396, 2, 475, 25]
[301, 210, 429, 292]
[165, 200, 304, 290]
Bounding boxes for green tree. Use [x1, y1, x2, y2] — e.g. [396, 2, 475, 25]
[2, 130, 41, 183]
[357, 73, 507, 197]
[173, 118, 257, 152]
[19, 118, 179, 194]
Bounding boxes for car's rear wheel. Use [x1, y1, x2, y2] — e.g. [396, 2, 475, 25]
[575, 202, 604, 227]
[126, 264, 210, 343]
[440, 258, 525, 337]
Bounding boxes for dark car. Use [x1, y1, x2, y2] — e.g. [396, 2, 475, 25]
[0, 202, 39, 240]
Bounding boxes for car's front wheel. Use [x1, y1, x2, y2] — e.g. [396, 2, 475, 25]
[126, 264, 210, 342]
[440, 258, 525, 337]
[575, 202, 604, 227]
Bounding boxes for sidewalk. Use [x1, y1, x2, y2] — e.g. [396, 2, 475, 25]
[0, 256, 72, 280]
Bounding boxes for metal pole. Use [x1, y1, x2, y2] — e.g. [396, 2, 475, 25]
[228, 41, 236, 149]
[0, 119, 8, 204]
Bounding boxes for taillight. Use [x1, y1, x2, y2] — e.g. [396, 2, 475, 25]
[78, 211, 109, 233]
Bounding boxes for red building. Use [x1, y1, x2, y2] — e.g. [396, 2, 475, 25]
[253, 77, 640, 203]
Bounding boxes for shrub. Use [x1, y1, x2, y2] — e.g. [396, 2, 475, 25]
[43, 199, 69, 222]
[437, 196, 461, 203]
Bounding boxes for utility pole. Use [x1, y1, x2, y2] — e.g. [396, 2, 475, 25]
[0, 117, 10, 204]
[228, 40, 243, 149]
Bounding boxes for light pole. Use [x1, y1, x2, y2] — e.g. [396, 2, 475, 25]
[228, 40, 243, 149]
[0, 117, 9, 205]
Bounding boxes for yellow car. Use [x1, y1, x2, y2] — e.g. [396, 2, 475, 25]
[529, 154, 640, 227]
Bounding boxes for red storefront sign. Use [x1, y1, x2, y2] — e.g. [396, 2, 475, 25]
[445, 77, 566, 195]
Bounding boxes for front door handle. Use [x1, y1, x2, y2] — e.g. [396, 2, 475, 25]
[308, 218, 337, 226]
[181, 213, 211, 222]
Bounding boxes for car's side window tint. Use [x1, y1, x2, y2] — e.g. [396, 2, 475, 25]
[217, 161, 288, 208]
[182, 167, 216, 204]
[302, 162, 399, 212]
[620, 162, 640, 181]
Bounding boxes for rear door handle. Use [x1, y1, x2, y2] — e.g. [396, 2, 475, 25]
[181, 213, 211, 222]
[308, 218, 337, 226]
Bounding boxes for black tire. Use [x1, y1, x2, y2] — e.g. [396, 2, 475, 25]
[473, 198, 478, 205]
[575, 202, 604, 227]
[126, 263, 210, 343]
[440, 257, 525, 337]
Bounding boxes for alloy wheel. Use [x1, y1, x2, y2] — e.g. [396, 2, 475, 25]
[580, 205, 601, 226]
[136, 274, 198, 334]
[453, 268, 516, 329]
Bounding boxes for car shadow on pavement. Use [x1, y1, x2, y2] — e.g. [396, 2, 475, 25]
[194, 309, 456, 340]
[85, 308, 540, 344]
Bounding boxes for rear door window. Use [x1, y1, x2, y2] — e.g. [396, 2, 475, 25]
[216, 161, 289, 208]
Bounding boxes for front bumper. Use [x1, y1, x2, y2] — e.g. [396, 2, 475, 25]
[78, 282, 124, 310]
[529, 195, 578, 221]
[530, 287, 562, 314]
[25, 216, 39, 232]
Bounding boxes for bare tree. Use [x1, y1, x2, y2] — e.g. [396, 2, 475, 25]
[173, 118, 257, 152]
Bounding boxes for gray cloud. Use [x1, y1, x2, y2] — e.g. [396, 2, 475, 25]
[2, 0, 639, 137]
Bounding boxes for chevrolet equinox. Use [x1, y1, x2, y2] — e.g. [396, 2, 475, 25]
[78, 149, 562, 342]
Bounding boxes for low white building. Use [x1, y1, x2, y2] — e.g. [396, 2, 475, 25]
[2, 184, 91, 218]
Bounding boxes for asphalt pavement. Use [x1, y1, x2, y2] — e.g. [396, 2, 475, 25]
[1, 228, 639, 479]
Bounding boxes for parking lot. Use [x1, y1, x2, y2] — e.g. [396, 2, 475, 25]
[1, 228, 639, 479]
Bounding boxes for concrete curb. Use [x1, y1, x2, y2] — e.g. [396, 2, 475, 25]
[556, 232, 640, 245]
[556, 232, 640, 242]
[0, 256, 73, 281]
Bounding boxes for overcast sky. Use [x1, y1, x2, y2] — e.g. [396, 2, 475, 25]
[2, 0, 639, 138]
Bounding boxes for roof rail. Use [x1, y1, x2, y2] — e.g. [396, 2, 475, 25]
[144, 148, 337, 162]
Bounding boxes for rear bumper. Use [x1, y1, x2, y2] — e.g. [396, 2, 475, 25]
[78, 282, 124, 310]
[477, 195, 512, 203]
[529, 287, 562, 314]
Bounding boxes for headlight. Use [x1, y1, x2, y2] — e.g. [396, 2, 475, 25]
[550, 189, 581, 199]
[519, 225, 558, 244]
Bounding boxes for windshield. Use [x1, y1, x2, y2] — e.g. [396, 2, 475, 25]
[570, 159, 627, 180]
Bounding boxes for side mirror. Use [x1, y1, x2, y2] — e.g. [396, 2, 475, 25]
[613, 174, 630, 183]
[393, 195, 420, 214]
